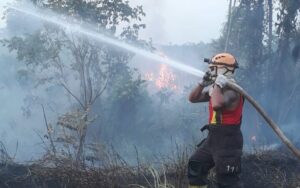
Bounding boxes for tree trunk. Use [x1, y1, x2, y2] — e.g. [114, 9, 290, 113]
[268, 0, 273, 56]
[224, 0, 233, 52]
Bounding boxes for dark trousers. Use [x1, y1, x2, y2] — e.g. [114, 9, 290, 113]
[188, 125, 243, 188]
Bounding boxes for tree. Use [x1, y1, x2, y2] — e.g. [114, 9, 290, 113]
[213, 0, 300, 143]
[267, 0, 273, 56]
[273, 0, 300, 124]
[2, 0, 146, 164]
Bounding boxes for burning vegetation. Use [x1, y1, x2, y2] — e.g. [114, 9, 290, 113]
[144, 64, 178, 91]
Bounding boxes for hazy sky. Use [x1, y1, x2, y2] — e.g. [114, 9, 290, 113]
[0, 0, 229, 44]
[129, 0, 229, 44]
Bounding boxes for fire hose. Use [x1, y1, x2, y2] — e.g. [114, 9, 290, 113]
[227, 81, 300, 159]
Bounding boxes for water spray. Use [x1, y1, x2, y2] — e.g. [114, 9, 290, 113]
[8, 4, 300, 159]
[8, 5, 204, 78]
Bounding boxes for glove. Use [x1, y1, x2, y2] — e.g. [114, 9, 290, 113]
[199, 71, 214, 87]
[215, 74, 228, 88]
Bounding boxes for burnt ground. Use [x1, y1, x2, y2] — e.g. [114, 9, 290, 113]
[0, 149, 299, 188]
[241, 150, 300, 188]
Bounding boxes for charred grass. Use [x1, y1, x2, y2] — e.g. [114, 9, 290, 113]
[0, 147, 299, 188]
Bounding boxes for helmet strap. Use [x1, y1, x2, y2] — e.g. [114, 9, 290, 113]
[209, 66, 235, 79]
[217, 67, 234, 78]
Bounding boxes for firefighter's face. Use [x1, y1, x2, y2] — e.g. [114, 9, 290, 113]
[209, 66, 233, 77]
[209, 66, 218, 76]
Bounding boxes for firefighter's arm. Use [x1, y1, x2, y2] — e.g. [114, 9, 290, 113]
[188, 84, 209, 103]
[188, 71, 214, 103]
[211, 75, 239, 110]
[211, 86, 239, 110]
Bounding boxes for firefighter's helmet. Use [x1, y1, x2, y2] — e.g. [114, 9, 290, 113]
[209, 53, 238, 71]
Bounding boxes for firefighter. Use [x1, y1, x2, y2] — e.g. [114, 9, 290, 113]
[188, 53, 243, 188]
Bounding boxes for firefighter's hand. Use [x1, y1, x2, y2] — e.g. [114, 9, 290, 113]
[215, 74, 228, 88]
[199, 71, 214, 87]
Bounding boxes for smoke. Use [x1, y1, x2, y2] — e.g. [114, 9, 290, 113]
[0, 48, 43, 160]
[0, 2, 80, 161]
[0, 43, 77, 161]
[0, 3, 45, 160]
[292, 44, 300, 62]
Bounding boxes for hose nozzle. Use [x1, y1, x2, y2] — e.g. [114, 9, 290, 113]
[204, 58, 211, 63]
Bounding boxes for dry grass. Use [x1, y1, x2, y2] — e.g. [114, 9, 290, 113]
[0, 142, 299, 188]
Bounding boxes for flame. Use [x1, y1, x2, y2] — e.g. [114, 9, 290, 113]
[143, 64, 178, 91]
[156, 64, 177, 90]
[143, 51, 178, 90]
